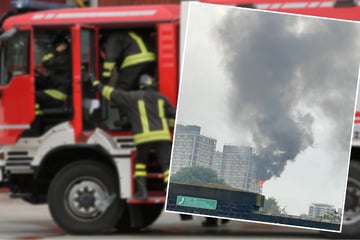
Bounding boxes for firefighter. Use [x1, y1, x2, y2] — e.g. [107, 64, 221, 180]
[100, 31, 156, 128]
[35, 34, 71, 116]
[100, 31, 156, 90]
[92, 74, 175, 199]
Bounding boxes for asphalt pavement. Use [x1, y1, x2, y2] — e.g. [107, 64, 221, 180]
[0, 192, 337, 240]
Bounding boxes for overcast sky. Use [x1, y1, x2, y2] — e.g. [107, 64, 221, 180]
[175, 2, 360, 218]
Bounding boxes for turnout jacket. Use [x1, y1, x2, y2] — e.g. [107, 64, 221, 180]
[102, 32, 155, 80]
[41, 49, 72, 95]
[96, 83, 176, 145]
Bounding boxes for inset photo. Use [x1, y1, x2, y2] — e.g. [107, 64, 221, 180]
[166, 2, 360, 233]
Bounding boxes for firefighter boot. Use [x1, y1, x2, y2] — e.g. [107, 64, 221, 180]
[134, 177, 148, 200]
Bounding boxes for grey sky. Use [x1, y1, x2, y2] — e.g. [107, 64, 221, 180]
[175, 2, 360, 217]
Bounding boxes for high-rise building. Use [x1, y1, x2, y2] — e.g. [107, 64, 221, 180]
[171, 124, 262, 193]
[220, 145, 260, 192]
[170, 124, 216, 173]
[212, 151, 224, 176]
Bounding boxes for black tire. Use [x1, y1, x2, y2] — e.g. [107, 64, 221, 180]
[115, 204, 139, 233]
[341, 160, 360, 237]
[140, 203, 164, 228]
[48, 160, 124, 234]
[116, 203, 164, 232]
[322, 160, 360, 238]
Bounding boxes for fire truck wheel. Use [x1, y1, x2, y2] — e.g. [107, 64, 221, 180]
[341, 160, 360, 236]
[116, 203, 164, 232]
[322, 159, 360, 238]
[115, 205, 139, 232]
[48, 160, 123, 234]
[138, 203, 164, 228]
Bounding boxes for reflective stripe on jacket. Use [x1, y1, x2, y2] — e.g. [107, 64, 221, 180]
[98, 84, 176, 145]
[102, 31, 155, 78]
[120, 32, 155, 69]
[43, 89, 67, 101]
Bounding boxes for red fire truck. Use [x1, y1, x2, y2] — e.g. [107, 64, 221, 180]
[0, 0, 359, 237]
[0, 1, 179, 234]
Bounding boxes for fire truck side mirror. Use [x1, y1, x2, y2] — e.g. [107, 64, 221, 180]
[0, 27, 17, 41]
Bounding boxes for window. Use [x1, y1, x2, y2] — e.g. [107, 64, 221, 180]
[80, 29, 96, 76]
[0, 31, 30, 86]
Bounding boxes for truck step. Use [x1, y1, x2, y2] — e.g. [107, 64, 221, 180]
[131, 173, 164, 179]
[0, 188, 9, 193]
[146, 173, 164, 179]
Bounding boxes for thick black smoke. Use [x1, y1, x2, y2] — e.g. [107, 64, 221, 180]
[215, 9, 360, 180]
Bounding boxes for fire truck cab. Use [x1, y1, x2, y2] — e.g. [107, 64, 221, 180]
[0, 3, 179, 234]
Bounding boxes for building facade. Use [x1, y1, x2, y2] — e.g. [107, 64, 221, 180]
[171, 124, 262, 193]
[212, 151, 223, 176]
[171, 124, 217, 173]
[220, 145, 260, 192]
[308, 203, 337, 218]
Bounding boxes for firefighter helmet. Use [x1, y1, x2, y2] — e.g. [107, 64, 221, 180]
[139, 74, 157, 90]
[53, 32, 70, 47]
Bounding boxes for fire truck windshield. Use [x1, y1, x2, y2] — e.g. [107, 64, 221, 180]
[0, 28, 30, 86]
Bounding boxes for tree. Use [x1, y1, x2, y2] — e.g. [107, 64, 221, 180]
[263, 197, 287, 215]
[321, 212, 339, 221]
[171, 166, 227, 186]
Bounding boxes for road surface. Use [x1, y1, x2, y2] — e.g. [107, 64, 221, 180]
[0, 192, 337, 239]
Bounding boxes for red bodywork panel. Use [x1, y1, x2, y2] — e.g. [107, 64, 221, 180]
[157, 23, 179, 106]
[0, 75, 35, 144]
[2, 5, 180, 31]
[0, 25, 34, 144]
[355, 112, 360, 124]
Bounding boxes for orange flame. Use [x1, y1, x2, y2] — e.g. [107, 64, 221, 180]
[258, 179, 265, 187]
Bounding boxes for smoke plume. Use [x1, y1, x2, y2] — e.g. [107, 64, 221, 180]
[215, 9, 360, 180]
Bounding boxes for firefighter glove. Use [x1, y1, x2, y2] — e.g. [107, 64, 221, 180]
[92, 80, 100, 87]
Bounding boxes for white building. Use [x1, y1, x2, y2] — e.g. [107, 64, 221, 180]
[308, 203, 337, 218]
